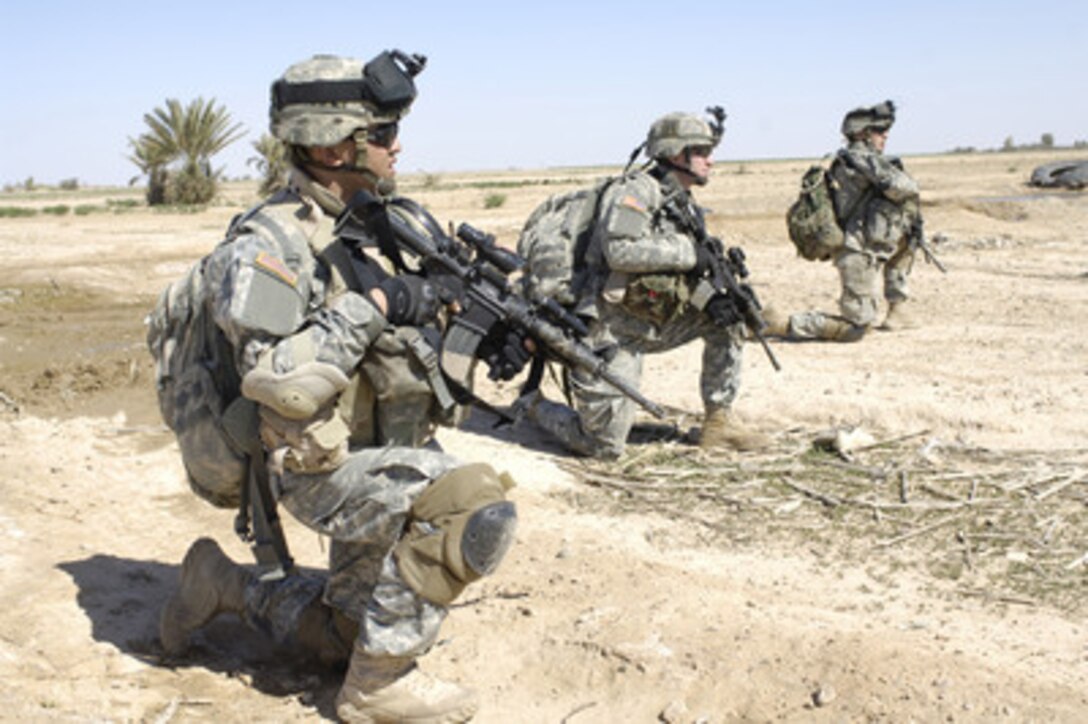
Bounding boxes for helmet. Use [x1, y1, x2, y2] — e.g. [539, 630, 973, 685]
[645, 112, 718, 160]
[841, 100, 896, 138]
[270, 50, 425, 147]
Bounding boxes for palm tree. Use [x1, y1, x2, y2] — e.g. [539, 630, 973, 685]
[127, 97, 244, 205]
[247, 133, 288, 196]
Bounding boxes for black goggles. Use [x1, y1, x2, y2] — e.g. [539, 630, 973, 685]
[367, 122, 399, 149]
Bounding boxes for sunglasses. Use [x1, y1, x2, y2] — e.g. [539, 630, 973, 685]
[688, 145, 714, 158]
[367, 121, 399, 149]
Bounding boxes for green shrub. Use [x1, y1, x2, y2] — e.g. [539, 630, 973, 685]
[0, 206, 37, 218]
[74, 205, 99, 216]
[58, 178, 80, 190]
[42, 205, 70, 216]
[483, 193, 507, 209]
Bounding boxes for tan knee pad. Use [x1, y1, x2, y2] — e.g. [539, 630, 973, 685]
[394, 463, 517, 605]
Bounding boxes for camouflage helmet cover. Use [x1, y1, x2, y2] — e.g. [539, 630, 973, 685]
[841, 100, 896, 138]
[270, 51, 424, 147]
[645, 112, 719, 160]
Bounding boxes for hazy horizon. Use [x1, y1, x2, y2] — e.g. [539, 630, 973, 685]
[3, 0, 1085, 187]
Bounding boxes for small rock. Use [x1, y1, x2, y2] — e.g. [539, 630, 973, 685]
[812, 684, 837, 707]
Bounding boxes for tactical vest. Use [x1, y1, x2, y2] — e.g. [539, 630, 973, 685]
[315, 206, 462, 448]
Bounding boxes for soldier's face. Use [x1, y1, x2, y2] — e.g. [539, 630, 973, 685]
[868, 128, 889, 152]
[363, 135, 400, 183]
[672, 146, 713, 187]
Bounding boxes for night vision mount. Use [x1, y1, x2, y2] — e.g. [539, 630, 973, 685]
[271, 49, 428, 116]
[706, 105, 726, 144]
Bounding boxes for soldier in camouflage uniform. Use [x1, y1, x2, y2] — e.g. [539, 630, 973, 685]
[767, 100, 922, 341]
[518, 111, 770, 459]
[158, 52, 518, 723]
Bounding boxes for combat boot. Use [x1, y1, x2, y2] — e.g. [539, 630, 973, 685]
[336, 647, 478, 723]
[700, 408, 771, 452]
[759, 306, 791, 338]
[879, 302, 917, 331]
[816, 317, 866, 342]
[160, 537, 254, 656]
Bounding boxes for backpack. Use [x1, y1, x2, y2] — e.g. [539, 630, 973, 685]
[785, 163, 844, 261]
[515, 177, 615, 308]
[147, 227, 262, 509]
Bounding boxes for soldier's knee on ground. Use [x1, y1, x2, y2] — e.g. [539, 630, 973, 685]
[820, 317, 867, 342]
[394, 463, 518, 605]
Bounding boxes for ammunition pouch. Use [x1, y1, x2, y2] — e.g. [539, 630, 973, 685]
[621, 273, 690, 326]
[340, 326, 462, 448]
[258, 402, 350, 474]
[864, 197, 920, 252]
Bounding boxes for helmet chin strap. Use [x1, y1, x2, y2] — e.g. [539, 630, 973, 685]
[655, 155, 709, 186]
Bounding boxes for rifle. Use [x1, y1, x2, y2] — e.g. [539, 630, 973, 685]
[908, 217, 947, 273]
[336, 190, 667, 420]
[660, 195, 781, 372]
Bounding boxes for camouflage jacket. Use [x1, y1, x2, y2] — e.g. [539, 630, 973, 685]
[830, 139, 919, 225]
[580, 167, 701, 325]
[203, 169, 453, 462]
[202, 169, 387, 380]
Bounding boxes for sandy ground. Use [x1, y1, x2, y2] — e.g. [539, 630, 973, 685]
[1, 148, 1086, 722]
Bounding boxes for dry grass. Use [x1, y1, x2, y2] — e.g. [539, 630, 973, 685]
[558, 428, 1088, 612]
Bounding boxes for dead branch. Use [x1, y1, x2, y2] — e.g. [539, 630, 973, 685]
[873, 513, 965, 549]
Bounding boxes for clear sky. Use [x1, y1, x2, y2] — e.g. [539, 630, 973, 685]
[2, 0, 1085, 187]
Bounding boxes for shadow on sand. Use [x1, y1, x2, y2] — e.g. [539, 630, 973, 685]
[57, 552, 342, 718]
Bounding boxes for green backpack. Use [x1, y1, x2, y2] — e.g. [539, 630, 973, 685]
[785, 164, 844, 261]
[146, 248, 258, 509]
[516, 177, 615, 308]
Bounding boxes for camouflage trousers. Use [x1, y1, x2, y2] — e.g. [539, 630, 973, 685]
[243, 446, 462, 661]
[528, 302, 745, 459]
[786, 233, 915, 337]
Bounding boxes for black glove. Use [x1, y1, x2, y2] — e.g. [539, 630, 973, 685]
[478, 325, 534, 381]
[692, 243, 715, 277]
[376, 275, 440, 326]
[705, 293, 742, 327]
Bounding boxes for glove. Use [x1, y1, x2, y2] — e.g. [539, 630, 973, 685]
[478, 325, 534, 381]
[705, 293, 742, 327]
[692, 243, 716, 277]
[376, 275, 440, 326]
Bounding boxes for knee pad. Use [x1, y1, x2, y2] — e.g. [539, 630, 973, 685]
[394, 463, 517, 605]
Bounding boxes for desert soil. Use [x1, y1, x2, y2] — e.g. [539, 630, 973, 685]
[1, 149, 1086, 722]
